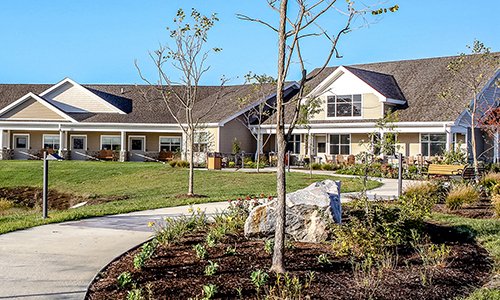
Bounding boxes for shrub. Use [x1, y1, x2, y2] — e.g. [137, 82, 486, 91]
[175, 160, 190, 168]
[311, 163, 322, 170]
[0, 199, 13, 212]
[133, 240, 158, 270]
[228, 161, 236, 168]
[492, 194, 500, 217]
[480, 172, 500, 195]
[446, 184, 480, 210]
[202, 284, 218, 300]
[154, 208, 206, 245]
[117, 271, 132, 289]
[403, 181, 442, 204]
[264, 239, 274, 255]
[250, 269, 269, 294]
[168, 160, 177, 168]
[492, 183, 500, 196]
[127, 287, 144, 300]
[321, 163, 334, 171]
[317, 254, 331, 265]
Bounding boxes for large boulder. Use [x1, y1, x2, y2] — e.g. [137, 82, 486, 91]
[244, 180, 342, 242]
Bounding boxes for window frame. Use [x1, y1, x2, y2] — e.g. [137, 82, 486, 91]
[420, 133, 446, 156]
[286, 134, 301, 154]
[42, 134, 60, 150]
[159, 136, 182, 152]
[329, 134, 351, 155]
[128, 135, 146, 152]
[326, 94, 363, 119]
[13, 133, 30, 149]
[100, 135, 121, 151]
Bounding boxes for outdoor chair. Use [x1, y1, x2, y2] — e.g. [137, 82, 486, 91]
[347, 154, 355, 165]
[97, 149, 115, 161]
[336, 155, 346, 166]
[325, 155, 334, 164]
[158, 151, 174, 162]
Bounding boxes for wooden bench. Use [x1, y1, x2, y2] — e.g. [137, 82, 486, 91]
[461, 166, 485, 180]
[427, 164, 465, 178]
[158, 151, 174, 162]
[97, 149, 115, 161]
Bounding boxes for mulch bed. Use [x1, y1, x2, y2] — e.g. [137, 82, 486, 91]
[87, 223, 492, 300]
[433, 199, 496, 219]
[0, 186, 128, 210]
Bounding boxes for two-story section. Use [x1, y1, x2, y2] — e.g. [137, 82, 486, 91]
[259, 54, 499, 164]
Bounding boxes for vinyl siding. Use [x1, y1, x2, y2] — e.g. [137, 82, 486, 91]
[45, 82, 116, 113]
[1, 98, 66, 120]
[218, 117, 256, 153]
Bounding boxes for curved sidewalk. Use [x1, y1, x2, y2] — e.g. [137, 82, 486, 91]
[0, 174, 402, 299]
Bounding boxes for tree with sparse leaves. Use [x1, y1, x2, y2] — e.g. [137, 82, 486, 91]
[136, 8, 227, 196]
[239, 0, 398, 273]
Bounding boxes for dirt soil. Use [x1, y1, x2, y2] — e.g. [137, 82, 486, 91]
[0, 186, 128, 210]
[87, 223, 492, 300]
[434, 199, 496, 219]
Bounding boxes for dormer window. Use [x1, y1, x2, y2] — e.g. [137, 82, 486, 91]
[327, 94, 362, 117]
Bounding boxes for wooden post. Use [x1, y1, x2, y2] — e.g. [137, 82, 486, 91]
[397, 153, 403, 198]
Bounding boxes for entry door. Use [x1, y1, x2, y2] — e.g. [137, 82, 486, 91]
[129, 137, 145, 162]
[13, 134, 29, 160]
[70, 136, 87, 160]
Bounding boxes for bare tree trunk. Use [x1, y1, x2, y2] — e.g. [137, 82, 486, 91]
[270, 0, 288, 274]
[257, 129, 261, 173]
[471, 94, 480, 182]
[188, 127, 195, 196]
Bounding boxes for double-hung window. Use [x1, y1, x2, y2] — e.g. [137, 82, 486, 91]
[421, 133, 446, 156]
[101, 136, 121, 151]
[160, 137, 181, 152]
[194, 132, 211, 152]
[43, 135, 60, 150]
[286, 134, 301, 154]
[327, 94, 362, 117]
[329, 134, 350, 155]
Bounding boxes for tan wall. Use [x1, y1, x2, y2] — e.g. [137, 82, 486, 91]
[219, 117, 256, 153]
[350, 133, 371, 155]
[46, 82, 116, 113]
[362, 93, 383, 119]
[310, 93, 382, 121]
[396, 133, 420, 156]
[1, 98, 66, 120]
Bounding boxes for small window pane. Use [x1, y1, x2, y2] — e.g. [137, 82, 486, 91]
[317, 142, 326, 153]
[330, 134, 339, 144]
[131, 139, 143, 151]
[340, 134, 350, 145]
[330, 145, 339, 155]
[16, 137, 27, 148]
[353, 94, 362, 102]
[340, 145, 350, 155]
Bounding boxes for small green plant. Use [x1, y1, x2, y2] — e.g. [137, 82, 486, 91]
[127, 287, 144, 300]
[267, 272, 304, 299]
[317, 254, 331, 265]
[264, 239, 274, 255]
[446, 184, 480, 210]
[168, 160, 177, 168]
[117, 271, 132, 289]
[321, 163, 334, 171]
[133, 240, 158, 270]
[204, 260, 219, 276]
[311, 163, 322, 170]
[228, 161, 236, 168]
[285, 239, 295, 250]
[225, 245, 237, 255]
[250, 269, 269, 294]
[0, 199, 13, 212]
[235, 287, 243, 298]
[202, 284, 218, 300]
[480, 172, 500, 194]
[492, 183, 500, 196]
[206, 233, 217, 248]
[410, 230, 451, 286]
[155, 208, 207, 245]
[193, 243, 208, 260]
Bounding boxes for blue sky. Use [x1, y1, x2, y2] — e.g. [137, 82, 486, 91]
[0, 0, 498, 85]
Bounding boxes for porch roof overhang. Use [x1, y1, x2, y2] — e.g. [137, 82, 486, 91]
[255, 121, 465, 135]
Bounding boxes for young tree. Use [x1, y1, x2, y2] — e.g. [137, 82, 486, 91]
[239, 0, 398, 273]
[297, 95, 323, 178]
[237, 72, 277, 172]
[442, 41, 499, 180]
[136, 8, 227, 196]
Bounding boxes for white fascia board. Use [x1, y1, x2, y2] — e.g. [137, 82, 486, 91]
[0, 92, 78, 123]
[218, 82, 300, 126]
[384, 98, 406, 105]
[40, 77, 127, 114]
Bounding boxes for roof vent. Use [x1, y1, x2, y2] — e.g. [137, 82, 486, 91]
[120, 88, 124, 94]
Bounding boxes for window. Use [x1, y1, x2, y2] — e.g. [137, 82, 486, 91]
[43, 135, 60, 150]
[194, 132, 211, 153]
[15, 136, 28, 148]
[317, 142, 326, 153]
[329, 134, 350, 155]
[160, 137, 181, 152]
[327, 94, 362, 117]
[101, 136, 121, 151]
[286, 134, 301, 154]
[421, 133, 446, 156]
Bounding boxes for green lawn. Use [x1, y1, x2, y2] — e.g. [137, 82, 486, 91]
[0, 161, 380, 234]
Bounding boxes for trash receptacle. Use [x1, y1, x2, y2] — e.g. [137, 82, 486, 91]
[208, 152, 222, 170]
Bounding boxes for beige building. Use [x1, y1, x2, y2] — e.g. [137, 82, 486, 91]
[0, 54, 498, 164]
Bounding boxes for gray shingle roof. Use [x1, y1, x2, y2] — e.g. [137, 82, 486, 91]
[274, 53, 499, 124]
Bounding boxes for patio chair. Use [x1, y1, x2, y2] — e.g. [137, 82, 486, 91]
[158, 151, 174, 162]
[325, 155, 334, 164]
[347, 154, 355, 165]
[97, 149, 114, 161]
[336, 154, 346, 166]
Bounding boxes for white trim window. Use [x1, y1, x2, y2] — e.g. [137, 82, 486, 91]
[101, 136, 121, 151]
[329, 134, 350, 155]
[286, 134, 301, 154]
[194, 132, 211, 153]
[159, 136, 181, 152]
[327, 94, 362, 117]
[43, 135, 60, 150]
[421, 133, 446, 156]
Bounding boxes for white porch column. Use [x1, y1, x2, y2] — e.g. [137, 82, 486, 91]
[6, 130, 10, 149]
[445, 129, 453, 151]
[58, 130, 64, 156]
[120, 131, 127, 162]
[0, 129, 3, 149]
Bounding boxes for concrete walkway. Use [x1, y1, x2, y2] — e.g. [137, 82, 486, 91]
[0, 173, 405, 300]
[0, 202, 228, 300]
